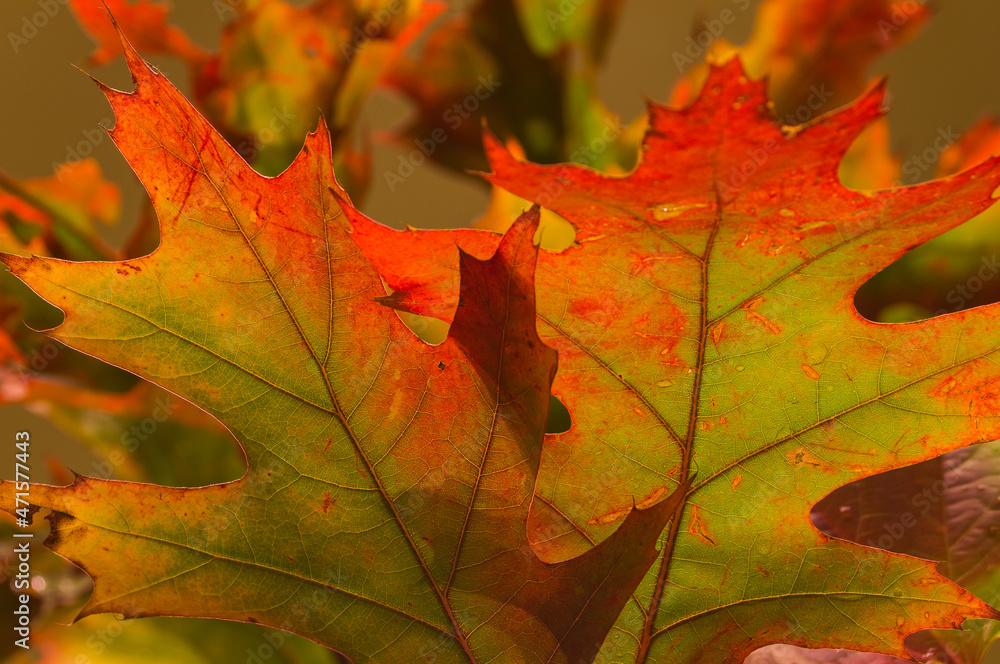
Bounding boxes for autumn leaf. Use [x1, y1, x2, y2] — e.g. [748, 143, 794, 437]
[744, 619, 1000, 664]
[0, 29, 690, 664]
[68, 0, 207, 68]
[0, 159, 120, 262]
[481, 0, 931, 256]
[856, 116, 1000, 323]
[351, 59, 1000, 661]
[810, 440, 1000, 663]
[383, 0, 640, 179]
[511, 0, 623, 62]
[706, 4, 1000, 327]
[815, 440, 1000, 597]
[744, 643, 907, 664]
[0, 518, 341, 664]
[667, 0, 925, 193]
[670, 0, 930, 117]
[68, 0, 439, 196]
[0, 158, 142, 396]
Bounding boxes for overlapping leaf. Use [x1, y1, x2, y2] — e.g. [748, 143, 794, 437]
[351, 58, 1000, 661]
[815, 440, 1000, 599]
[0, 31, 689, 664]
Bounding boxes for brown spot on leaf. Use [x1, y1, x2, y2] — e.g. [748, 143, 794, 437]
[634, 485, 668, 510]
[711, 322, 726, 348]
[745, 309, 782, 335]
[688, 504, 716, 546]
[589, 505, 632, 527]
[788, 448, 821, 467]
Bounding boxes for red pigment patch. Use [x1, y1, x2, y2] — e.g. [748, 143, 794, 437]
[801, 364, 820, 380]
[623, 300, 688, 367]
[931, 364, 1000, 417]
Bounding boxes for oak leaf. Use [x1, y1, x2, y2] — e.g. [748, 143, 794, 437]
[0, 30, 686, 664]
[351, 59, 1000, 661]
